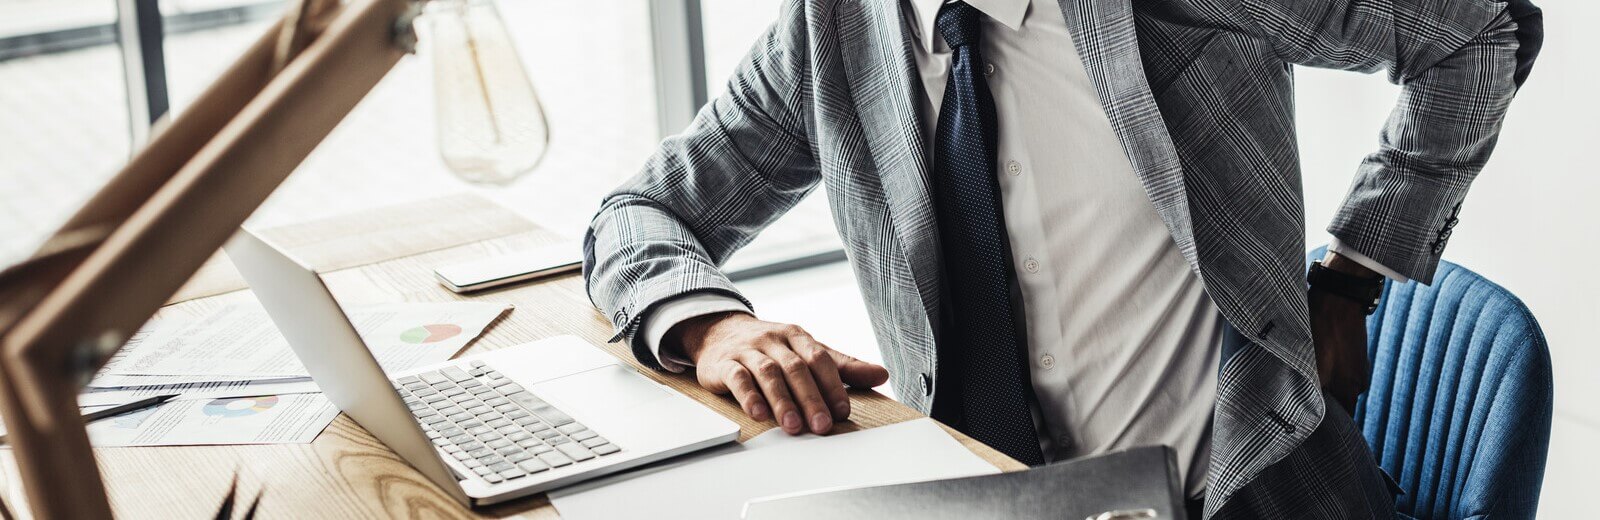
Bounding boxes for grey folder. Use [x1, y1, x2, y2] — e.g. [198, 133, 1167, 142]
[742, 445, 1186, 520]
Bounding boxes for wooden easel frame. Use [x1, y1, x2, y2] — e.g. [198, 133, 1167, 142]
[0, 0, 417, 516]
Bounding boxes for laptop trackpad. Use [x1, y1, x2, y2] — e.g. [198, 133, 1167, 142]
[532, 364, 672, 412]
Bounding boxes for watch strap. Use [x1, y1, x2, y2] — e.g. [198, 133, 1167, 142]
[1307, 261, 1385, 315]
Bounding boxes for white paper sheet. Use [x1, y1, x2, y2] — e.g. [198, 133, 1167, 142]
[88, 374, 306, 388]
[78, 378, 321, 407]
[102, 301, 509, 378]
[548, 418, 1000, 520]
[82, 394, 340, 447]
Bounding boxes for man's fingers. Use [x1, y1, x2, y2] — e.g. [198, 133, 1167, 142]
[741, 352, 804, 434]
[795, 340, 851, 420]
[765, 347, 833, 434]
[717, 359, 768, 420]
[828, 350, 890, 388]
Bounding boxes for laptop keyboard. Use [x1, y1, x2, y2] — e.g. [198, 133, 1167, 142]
[396, 360, 622, 484]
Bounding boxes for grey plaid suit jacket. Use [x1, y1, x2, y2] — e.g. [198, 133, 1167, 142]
[584, 0, 1533, 516]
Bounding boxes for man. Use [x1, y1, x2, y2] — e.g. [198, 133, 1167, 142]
[584, 0, 1540, 516]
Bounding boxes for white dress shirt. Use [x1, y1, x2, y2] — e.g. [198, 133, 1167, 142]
[638, 0, 1405, 496]
[905, 0, 1222, 492]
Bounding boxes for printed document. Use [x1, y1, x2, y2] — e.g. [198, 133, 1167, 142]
[79, 378, 320, 407]
[82, 393, 339, 447]
[101, 301, 509, 378]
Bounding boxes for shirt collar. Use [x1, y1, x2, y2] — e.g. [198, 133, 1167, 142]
[909, 0, 1030, 54]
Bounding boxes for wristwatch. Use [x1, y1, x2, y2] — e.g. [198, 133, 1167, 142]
[1307, 260, 1385, 315]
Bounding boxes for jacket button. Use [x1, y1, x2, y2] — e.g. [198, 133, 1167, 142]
[921, 373, 934, 396]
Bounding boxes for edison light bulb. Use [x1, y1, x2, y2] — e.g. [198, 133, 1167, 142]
[427, 0, 548, 186]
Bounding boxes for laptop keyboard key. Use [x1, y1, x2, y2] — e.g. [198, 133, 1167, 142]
[570, 430, 598, 441]
[532, 407, 575, 427]
[441, 366, 473, 382]
[537, 452, 574, 468]
[580, 436, 608, 448]
[591, 443, 621, 456]
[498, 469, 526, 480]
[556, 443, 595, 461]
[420, 372, 448, 385]
[517, 460, 549, 474]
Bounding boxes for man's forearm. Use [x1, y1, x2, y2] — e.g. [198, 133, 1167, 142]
[1326, 7, 1526, 284]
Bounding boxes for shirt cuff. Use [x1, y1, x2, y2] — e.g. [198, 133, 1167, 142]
[639, 293, 752, 373]
[1327, 238, 1411, 283]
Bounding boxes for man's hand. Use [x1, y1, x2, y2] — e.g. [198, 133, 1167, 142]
[1310, 253, 1377, 412]
[665, 312, 890, 435]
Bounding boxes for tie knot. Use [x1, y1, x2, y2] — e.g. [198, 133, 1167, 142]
[936, 1, 982, 49]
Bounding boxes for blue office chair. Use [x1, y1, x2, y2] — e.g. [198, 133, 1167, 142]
[1307, 247, 1552, 519]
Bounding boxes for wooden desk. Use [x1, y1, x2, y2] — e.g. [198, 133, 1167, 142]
[0, 195, 1022, 519]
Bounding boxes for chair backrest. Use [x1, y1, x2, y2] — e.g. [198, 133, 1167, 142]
[1307, 247, 1552, 519]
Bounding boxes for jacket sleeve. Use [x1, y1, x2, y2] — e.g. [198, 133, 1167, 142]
[582, 0, 818, 369]
[1236, 0, 1541, 283]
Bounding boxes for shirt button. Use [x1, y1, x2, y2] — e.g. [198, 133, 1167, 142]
[984, 62, 996, 76]
[1005, 160, 1022, 176]
[1023, 257, 1039, 273]
[1039, 354, 1055, 369]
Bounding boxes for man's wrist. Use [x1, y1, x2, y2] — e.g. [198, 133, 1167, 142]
[667, 311, 752, 364]
[1309, 254, 1386, 315]
[1320, 251, 1383, 280]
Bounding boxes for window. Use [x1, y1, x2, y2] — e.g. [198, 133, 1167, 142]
[0, 1, 662, 265]
[0, 0, 129, 264]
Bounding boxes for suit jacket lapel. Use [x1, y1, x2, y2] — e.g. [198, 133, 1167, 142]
[1051, 0, 1201, 276]
[838, 0, 944, 329]
[833, 0, 1202, 343]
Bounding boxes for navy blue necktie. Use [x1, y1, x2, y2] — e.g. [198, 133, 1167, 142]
[929, 2, 1045, 466]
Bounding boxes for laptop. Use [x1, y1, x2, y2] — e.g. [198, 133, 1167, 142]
[225, 227, 740, 506]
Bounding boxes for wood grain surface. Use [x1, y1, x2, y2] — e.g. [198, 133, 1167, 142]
[0, 196, 1022, 519]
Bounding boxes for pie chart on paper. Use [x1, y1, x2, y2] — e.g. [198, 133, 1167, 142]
[400, 324, 464, 344]
[203, 396, 279, 418]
